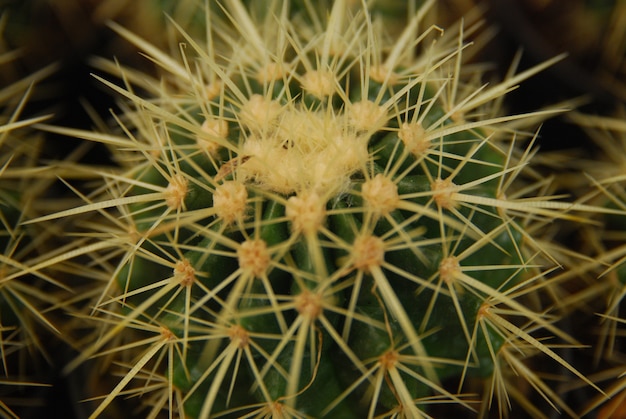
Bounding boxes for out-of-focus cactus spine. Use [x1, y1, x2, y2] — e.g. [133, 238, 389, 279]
[0, 12, 68, 417]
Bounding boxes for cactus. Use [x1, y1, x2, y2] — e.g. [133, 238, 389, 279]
[0, 14, 70, 416]
[33, 1, 619, 417]
[556, 110, 626, 417]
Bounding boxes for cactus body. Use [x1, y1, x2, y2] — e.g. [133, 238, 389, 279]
[39, 1, 613, 417]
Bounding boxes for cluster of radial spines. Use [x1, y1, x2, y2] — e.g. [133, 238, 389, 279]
[38, 1, 616, 418]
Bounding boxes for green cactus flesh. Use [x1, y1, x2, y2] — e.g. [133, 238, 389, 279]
[50, 1, 605, 417]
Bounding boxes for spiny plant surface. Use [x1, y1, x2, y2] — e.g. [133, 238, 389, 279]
[0, 14, 71, 416]
[557, 110, 626, 417]
[36, 1, 616, 417]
